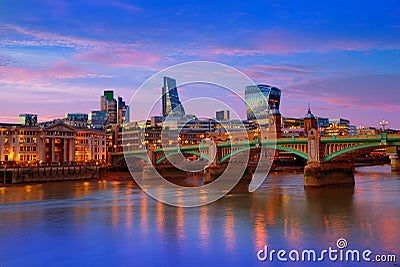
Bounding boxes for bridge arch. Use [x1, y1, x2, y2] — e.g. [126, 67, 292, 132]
[274, 145, 308, 160]
[323, 143, 381, 162]
[219, 144, 309, 163]
[155, 151, 210, 165]
[113, 153, 150, 165]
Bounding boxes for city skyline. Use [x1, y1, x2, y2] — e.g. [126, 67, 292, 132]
[1, 80, 398, 131]
[1, 1, 399, 128]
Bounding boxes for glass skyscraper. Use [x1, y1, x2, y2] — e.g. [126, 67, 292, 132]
[245, 84, 281, 124]
[162, 77, 185, 117]
[100, 90, 118, 124]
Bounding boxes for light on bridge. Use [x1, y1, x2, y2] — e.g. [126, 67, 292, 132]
[380, 120, 389, 132]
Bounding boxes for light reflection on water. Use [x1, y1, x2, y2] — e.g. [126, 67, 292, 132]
[0, 165, 399, 266]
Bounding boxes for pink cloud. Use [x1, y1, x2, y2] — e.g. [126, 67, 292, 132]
[0, 63, 115, 86]
[44, 62, 116, 79]
[0, 24, 144, 51]
[251, 30, 379, 54]
[204, 29, 398, 56]
[248, 65, 314, 76]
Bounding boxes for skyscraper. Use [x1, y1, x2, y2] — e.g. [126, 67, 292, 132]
[162, 77, 185, 117]
[117, 96, 130, 124]
[245, 84, 281, 125]
[100, 90, 118, 124]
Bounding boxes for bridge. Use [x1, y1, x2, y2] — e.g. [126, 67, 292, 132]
[111, 130, 400, 187]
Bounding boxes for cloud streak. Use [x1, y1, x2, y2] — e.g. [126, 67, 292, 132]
[204, 29, 400, 56]
[74, 48, 160, 67]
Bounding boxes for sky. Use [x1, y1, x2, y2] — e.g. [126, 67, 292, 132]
[1, 0, 400, 128]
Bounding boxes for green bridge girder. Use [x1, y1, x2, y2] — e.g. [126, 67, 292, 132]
[112, 134, 400, 165]
[323, 143, 381, 162]
[155, 151, 210, 165]
[219, 144, 309, 163]
[113, 151, 150, 165]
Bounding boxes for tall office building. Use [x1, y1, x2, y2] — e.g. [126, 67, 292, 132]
[100, 90, 118, 124]
[162, 77, 185, 117]
[117, 96, 130, 124]
[245, 84, 281, 125]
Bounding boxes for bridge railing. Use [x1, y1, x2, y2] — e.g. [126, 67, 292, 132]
[112, 134, 400, 157]
[387, 133, 400, 139]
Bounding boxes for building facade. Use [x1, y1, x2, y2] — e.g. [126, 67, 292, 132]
[0, 122, 106, 166]
[100, 90, 118, 124]
[304, 106, 317, 134]
[19, 114, 38, 127]
[75, 129, 107, 163]
[245, 84, 281, 125]
[216, 110, 230, 121]
[117, 96, 130, 124]
[64, 113, 88, 129]
[88, 111, 110, 129]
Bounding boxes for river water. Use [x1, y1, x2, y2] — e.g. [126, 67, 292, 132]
[0, 165, 398, 266]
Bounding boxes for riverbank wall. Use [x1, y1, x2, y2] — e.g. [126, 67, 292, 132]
[0, 165, 106, 184]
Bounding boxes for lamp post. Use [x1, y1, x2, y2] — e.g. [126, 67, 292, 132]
[177, 136, 181, 148]
[357, 125, 364, 135]
[380, 120, 389, 132]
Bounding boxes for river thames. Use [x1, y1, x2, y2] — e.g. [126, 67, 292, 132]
[0, 165, 398, 266]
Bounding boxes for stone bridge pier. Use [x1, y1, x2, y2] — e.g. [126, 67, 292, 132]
[304, 129, 355, 188]
[202, 139, 224, 184]
[142, 149, 159, 179]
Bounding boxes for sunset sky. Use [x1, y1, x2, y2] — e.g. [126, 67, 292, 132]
[1, 0, 400, 128]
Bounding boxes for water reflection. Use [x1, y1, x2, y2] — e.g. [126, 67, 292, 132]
[156, 200, 164, 235]
[199, 205, 209, 249]
[253, 212, 267, 250]
[111, 181, 120, 229]
[140, 192, 148, 235]
[176, 207, 185, 243]
[224, 207, 235, 251]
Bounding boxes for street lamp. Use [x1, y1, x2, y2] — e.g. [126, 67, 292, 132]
[357, 125, 364, 135]
[177, 136, 181, 148]
[380, 120, 389, 132]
